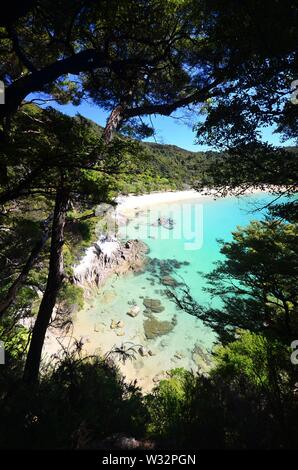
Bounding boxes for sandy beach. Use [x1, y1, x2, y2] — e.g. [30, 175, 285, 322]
[114, 187, 270, 218]
[115, 189, 213, 211]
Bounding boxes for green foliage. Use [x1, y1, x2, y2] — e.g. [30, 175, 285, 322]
[192, 0, 298, 195]
[0, 323, 29, 361]
[142, 326, 298, 448]
[57, 283, 84, 311]
[170, 217, 298, 344]
[193, 143, 298, 196]
[146, 368, 191, 439]
[1, 0, 230, 127]
[161, 212, 298, 448]
[0, 355, 148, 449]
[206, 219, 298, 342]
[213, 330, 291, 390]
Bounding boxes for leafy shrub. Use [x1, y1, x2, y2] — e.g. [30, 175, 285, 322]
[0, 355, 148, 449]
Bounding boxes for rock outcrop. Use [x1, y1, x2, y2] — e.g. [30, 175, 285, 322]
[127, 305, 140, 317]
[73, 236, 148, 287]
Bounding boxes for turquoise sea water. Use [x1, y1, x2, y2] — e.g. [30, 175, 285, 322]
[72, 192, 283, 389]
[118, 192, 279, 304]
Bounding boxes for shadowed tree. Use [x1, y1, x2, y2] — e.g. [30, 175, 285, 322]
[0, 103, 147, 383]
[3, 0, 297, 138]
[194, 1, 298, 197]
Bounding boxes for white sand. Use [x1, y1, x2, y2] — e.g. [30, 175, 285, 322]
[114, 187, 269, 218]
[116, 189, 211, 207]
[115, 189, 214, 215]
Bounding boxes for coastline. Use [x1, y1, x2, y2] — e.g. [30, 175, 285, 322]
[115, 189, 212, 211]
[43, 187, 273, 392]
[114, 187, 269, 218]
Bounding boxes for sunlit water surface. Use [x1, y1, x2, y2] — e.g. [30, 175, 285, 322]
[71, 193, 282, 390]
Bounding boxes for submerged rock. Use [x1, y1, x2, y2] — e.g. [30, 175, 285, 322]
[191, 344, 212, 372]
[174, 351, 185, 359]
[143, 310, 153, 318]
[143, 298, 165, 313]
[102, 290, 117, 304]
[152, 217, 175, 230]
[143, 315, 175, 340]
[161, 275, 178, 287]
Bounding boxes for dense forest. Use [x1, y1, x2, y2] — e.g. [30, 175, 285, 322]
[0, 0, 298, 451]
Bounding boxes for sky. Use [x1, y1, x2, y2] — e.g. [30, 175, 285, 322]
[29, 95, 296, 152]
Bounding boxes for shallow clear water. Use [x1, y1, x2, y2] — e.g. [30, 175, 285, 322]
[72, 193, 281, 390]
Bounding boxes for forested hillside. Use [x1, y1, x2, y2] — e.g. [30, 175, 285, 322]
[140, 142, 216, 191]
[63, 114, 218, 193]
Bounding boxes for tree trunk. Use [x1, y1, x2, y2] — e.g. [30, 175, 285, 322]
[0, 217, 51, 318]
[103, 104, 125, 144]
[103, 91, 134, 144]
[23, 186, 69, 384]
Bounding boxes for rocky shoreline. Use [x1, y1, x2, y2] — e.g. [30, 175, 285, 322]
[73, 236, 149, 290]
[43, 195, 215, 392]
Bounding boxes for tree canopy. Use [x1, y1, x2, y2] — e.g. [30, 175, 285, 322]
[2, 0, 297, 142]
[0, 0, 298, 451]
